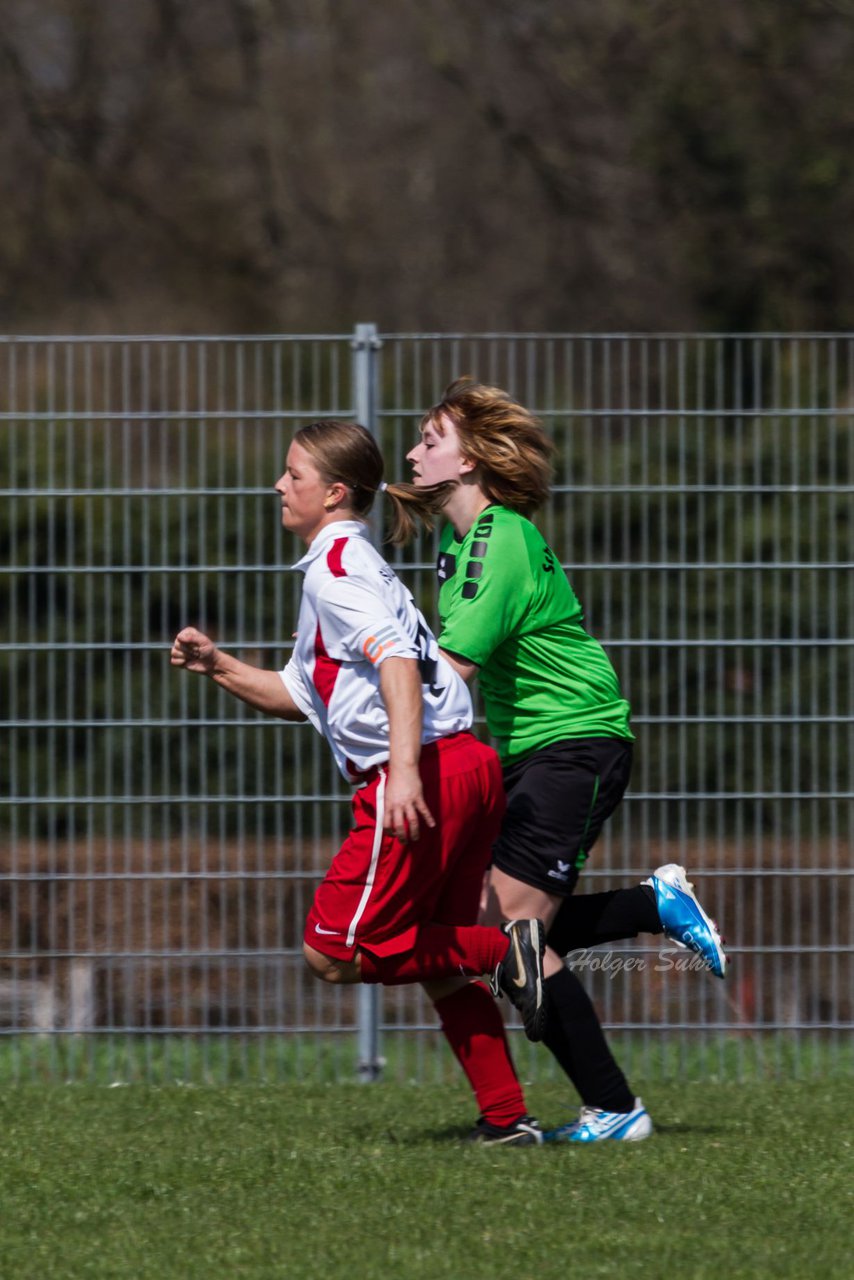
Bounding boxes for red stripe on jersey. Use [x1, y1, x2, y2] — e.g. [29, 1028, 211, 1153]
[313, 622, 341, 706]
[327, 537, 348, 577]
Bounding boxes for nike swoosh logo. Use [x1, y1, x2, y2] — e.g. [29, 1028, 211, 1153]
[314, 924, 341, 936]
[510, 928, 528, 988]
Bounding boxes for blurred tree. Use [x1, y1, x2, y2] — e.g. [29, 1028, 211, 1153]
[0, 0, 852, 333]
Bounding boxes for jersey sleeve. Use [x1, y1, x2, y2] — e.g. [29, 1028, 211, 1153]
[438, 517, 534, 667]
[315, 576, 420, 668]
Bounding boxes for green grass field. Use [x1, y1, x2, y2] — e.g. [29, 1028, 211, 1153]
[1, 1079, 851, 1279]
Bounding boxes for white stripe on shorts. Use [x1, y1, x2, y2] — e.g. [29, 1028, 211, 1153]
[346, 769, 386, 948]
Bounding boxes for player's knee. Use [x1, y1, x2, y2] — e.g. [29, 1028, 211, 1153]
[303, 941, 347, 983]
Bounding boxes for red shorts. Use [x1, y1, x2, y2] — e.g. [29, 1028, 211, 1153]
[304, 732, 505, 962]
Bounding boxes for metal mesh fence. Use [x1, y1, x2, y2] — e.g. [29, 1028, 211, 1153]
[1, 330, 852, 1083]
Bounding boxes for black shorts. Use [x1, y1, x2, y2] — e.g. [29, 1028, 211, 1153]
[490, 738, 632, 897]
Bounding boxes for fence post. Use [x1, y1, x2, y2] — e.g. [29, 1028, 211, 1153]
[352, 322, 384, 1083]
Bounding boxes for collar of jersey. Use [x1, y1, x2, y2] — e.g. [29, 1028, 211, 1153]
[446, 503, 505, 548]
[293, 519, 369, 572]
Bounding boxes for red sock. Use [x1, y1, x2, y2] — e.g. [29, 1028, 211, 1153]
[434, 982, 526, 1126]
[359, 923, 508, 985]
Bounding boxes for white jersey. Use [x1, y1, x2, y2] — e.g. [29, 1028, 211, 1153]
[280, 521, 472, 781]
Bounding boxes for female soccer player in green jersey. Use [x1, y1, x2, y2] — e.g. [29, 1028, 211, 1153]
[385, 377, 727, 1144]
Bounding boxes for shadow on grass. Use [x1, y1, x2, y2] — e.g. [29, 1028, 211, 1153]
[644, 1121, 729, 1136]
[363, 1119, 733, 1146]
[339, 1118, 487, 1146]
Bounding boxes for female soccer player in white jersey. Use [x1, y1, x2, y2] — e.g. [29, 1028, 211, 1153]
[386, 379, 727, 1144]
[171, 419, 546, 1144]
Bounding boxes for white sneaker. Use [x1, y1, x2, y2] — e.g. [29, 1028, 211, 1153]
[545, 1097, 653, 1143]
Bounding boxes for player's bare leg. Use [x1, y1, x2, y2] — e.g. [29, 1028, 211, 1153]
[482, 867, 564, 977]
[302, 943, 362, 983]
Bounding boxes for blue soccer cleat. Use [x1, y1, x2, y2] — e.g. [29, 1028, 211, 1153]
[644, 862, 727, 979]
[545, 1098, 653, 1143]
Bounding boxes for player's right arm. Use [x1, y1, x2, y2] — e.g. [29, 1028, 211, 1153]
[171, 626, 307, 721]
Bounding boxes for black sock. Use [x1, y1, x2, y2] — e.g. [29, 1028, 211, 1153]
[542, 967, 635, 1112]
[547, 885, 661, 956]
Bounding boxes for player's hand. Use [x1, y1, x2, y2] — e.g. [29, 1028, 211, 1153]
[171, 626, 219, 676]
[383, 764, 436, 843]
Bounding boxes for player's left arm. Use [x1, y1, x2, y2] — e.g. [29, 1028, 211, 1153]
[438, 649, 479, 684]
[378, 656, 436, 843]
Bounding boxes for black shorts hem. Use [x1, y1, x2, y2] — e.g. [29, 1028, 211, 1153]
[490, 852, 580, 899]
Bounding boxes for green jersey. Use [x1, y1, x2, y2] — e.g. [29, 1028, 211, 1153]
[437, 506, 633, 762]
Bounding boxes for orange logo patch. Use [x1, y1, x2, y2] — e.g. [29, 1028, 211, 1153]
[363, 624, 399, 664]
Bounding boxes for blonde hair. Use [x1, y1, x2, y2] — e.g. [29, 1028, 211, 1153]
[293, 420, 383, 519]
[293, 418, 449, 546]
[384, 378, 554, 544]
[382, 478, 456, 545]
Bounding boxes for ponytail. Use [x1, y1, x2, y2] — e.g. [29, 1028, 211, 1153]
[381, 479, 456, 545]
